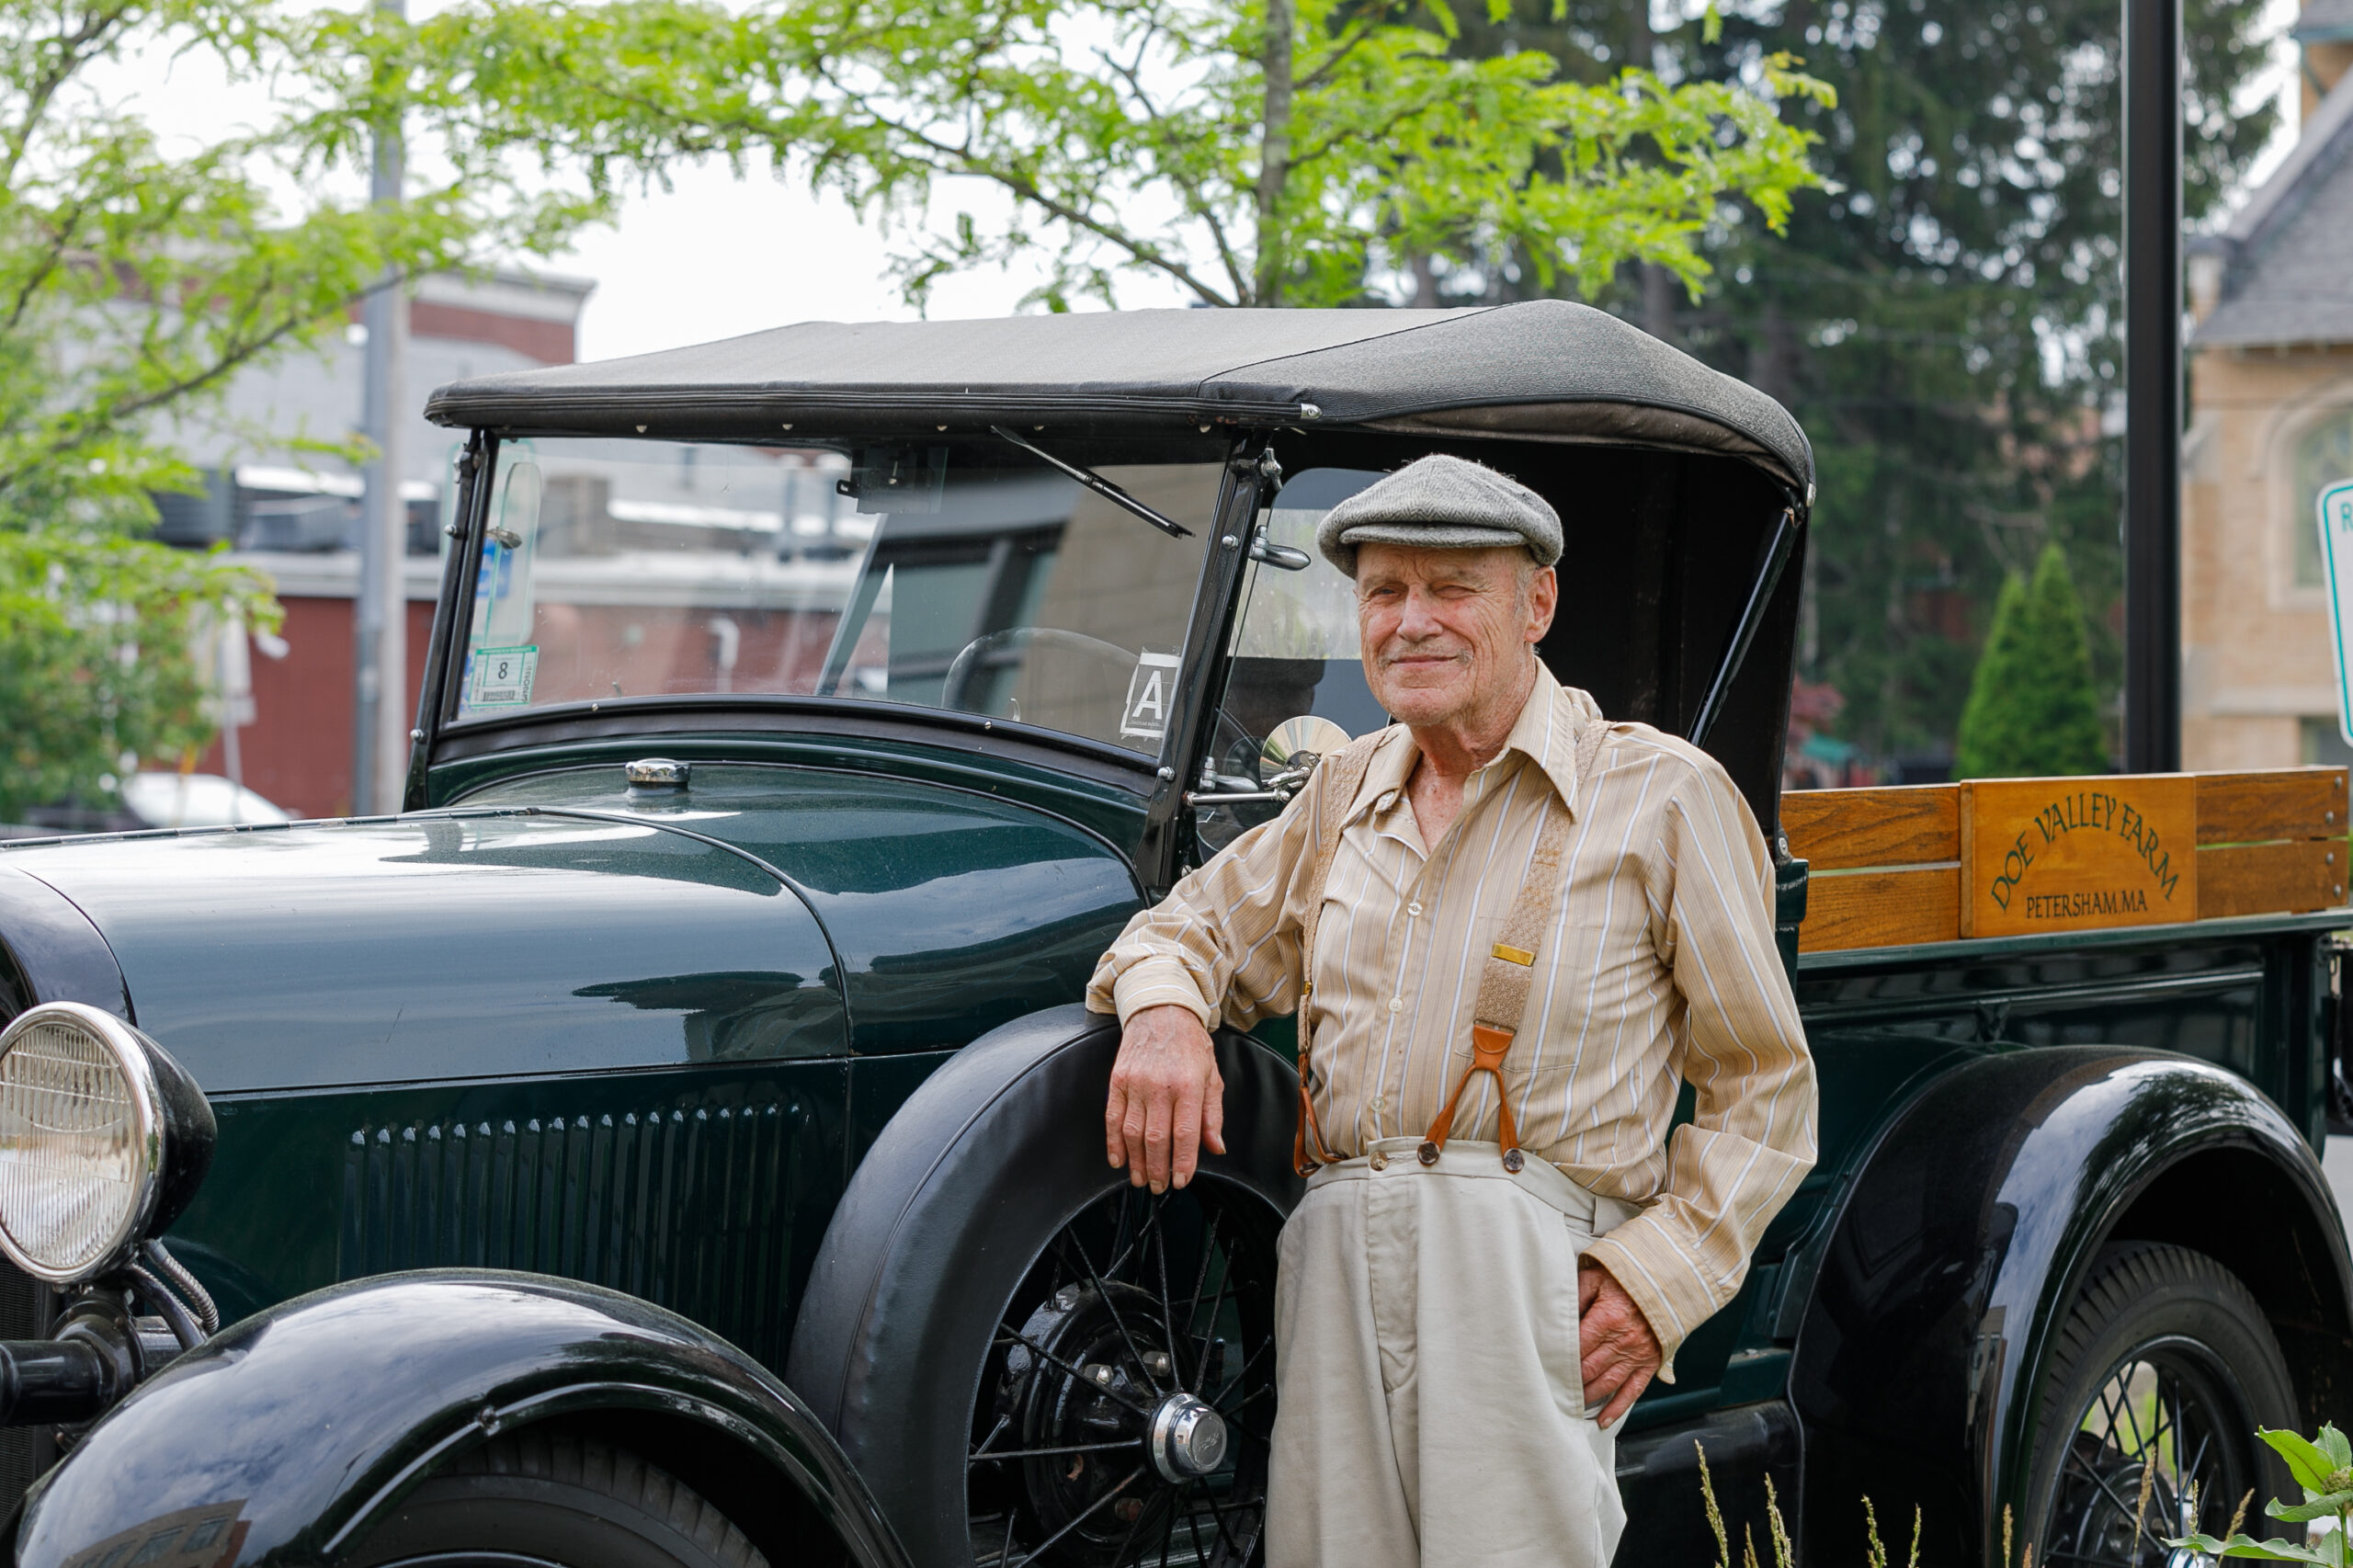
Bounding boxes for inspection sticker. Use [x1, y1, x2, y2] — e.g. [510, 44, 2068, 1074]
[469, 644, 539, 708]
[1120, 651, 1182, 744]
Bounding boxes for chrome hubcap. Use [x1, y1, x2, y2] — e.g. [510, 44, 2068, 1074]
[1147, 1392, 1228, 1483]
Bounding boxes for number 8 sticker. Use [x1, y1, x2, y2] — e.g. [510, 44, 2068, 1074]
[469, 644, 539, 708]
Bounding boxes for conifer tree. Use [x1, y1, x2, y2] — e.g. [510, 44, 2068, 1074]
[1955, 545, 2110, 778]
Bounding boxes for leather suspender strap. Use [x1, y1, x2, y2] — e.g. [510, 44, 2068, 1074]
[1292, 732, 1385, 1177]
[1417, 716, 1610, 1173]
[1415, 796, 1573, 1172]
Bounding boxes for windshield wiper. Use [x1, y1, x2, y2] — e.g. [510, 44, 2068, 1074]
[990, 426, 1193, 540]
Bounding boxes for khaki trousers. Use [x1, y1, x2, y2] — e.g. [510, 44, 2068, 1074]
[1267, 1137, 1641, 1568]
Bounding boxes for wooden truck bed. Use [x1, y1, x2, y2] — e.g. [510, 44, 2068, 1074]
[1783, 767, 2352, 951]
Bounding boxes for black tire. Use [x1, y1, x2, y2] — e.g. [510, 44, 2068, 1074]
[347, 1428, 767, 1568]
[2026, 1243, 2299, 1568]
[788, 1005, 1304, 1568]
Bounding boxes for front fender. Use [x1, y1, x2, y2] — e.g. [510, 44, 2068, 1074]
[1789, 1046, 2353, 1567]
[0, 865, 130, 1020]
[12, 1271, 911, 1568]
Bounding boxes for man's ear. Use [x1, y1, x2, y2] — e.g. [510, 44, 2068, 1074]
[1526, 564, 1559, 643]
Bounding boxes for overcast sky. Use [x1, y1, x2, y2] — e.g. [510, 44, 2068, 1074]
[547, 156, 1195, 363]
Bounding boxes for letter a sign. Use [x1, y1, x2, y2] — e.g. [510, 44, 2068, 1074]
[2320, 479, 2353, 746]
[1120, 652, 1182, 744]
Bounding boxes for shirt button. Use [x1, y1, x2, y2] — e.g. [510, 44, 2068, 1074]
[1407, 902, 1423, 918]
[1370, 1095, 1387, 1112]
[1388, 997, 1404, 1014]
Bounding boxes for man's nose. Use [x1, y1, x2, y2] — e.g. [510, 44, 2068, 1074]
[1395, 586, 1444, 638]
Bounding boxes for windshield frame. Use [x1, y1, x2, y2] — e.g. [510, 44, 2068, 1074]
[422, 429, 1256, 782]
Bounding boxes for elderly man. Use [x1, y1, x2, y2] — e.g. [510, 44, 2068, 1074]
[1086, 453, 1814, 1567]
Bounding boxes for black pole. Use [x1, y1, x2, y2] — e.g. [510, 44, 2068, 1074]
[2121, 0, 2183, 773]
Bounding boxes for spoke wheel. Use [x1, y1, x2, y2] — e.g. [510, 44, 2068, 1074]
[967, 1182, 1279, 1568]
[786, 1014, 1303, 1568]
[2028, 1244, 2298, 1568]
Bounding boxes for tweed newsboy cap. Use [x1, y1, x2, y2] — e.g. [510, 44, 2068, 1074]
[1313, 454, 1563, 578]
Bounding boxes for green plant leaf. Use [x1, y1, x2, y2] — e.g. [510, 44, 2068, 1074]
[2263, 1429, 2341, 1494]
[2268, 1491, 2353, 1523]
[2166, 1533, 2332, 1563]
[2319, 1424, 2353, 1468]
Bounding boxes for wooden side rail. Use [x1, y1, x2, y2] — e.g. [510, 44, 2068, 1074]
[1783, 767, 2349, 952]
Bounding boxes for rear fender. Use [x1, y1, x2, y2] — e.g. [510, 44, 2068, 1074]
[12, 1271, 911, 1568]
[1788, 1046, 2353, 1567]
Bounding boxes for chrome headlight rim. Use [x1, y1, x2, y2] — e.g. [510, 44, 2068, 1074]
[0, 1002, 168, 1286]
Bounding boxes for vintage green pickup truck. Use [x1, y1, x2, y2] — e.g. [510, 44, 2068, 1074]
[0, 302, 2343, 1568]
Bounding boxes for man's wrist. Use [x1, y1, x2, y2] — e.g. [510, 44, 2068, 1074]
[1112, 961, 1214, 1029]
[1580, 1241, 1679, 1383]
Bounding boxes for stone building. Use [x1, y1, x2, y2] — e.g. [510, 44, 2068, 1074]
[2182, 5, 2353, 768]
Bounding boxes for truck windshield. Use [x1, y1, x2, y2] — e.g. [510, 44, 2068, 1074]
[454, 435, 1226, 755]
[1195, 467, 1392, 850]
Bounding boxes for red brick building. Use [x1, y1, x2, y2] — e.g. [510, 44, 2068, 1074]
[189, 270, 595, 816]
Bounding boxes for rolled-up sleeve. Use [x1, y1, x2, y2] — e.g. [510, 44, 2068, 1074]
[1086, 793, 1322, 1031]
[1579, 762, 1817, 1376]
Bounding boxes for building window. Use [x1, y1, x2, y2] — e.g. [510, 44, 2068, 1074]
[2295, 408, 2353, 586]
[2301, 716, 2353, 767]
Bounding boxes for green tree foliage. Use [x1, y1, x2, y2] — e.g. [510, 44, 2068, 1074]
[0, 0, 604, 817]
[0, 537, 274, 821]
[1955, 544, 2108, 778]
[1381, 0, 2276, 766]
[1662, 0, 2277, 763]
[381, 0, 1833, 312]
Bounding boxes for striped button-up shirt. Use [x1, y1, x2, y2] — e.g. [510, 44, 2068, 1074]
[1086, 665, 1816, 1371]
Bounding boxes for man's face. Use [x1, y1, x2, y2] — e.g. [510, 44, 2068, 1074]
[1356, 542, 1558, 727]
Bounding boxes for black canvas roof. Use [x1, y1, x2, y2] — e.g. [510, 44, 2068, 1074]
[426, 300, 1813, 494]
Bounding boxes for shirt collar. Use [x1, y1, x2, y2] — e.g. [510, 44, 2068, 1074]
[1339, 664, 1606, 824]
[1503, 664, 1604, 814]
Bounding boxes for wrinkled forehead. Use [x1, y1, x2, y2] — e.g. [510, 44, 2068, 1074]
[1352, 540, 1540, 592]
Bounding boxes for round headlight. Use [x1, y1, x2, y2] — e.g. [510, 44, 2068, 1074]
[0, 1003, 213, 1285]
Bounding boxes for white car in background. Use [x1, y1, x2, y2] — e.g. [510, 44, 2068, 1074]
[2, 772, 290, 838]
[115, 771, 290, 828]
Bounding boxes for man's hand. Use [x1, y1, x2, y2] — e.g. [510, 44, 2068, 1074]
[1578, 1256, 1662, 1428]
[1106, 1005, 1226, 1192]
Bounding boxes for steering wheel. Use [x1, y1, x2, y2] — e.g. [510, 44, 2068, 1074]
[940, 627, 1142, 714]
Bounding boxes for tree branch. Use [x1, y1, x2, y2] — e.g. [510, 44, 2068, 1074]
[0, 3, 138, 188]
[886, 109, 1240, 306]
[1291, 12, 1384, 95]
[568, 52, 1244, 307]
[0, 274, 393, 499]
[1, 198, 91, 334]
[1091, 40, 1248, 302]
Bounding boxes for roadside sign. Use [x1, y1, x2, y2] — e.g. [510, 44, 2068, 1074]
[2319, 478, 2353, 746]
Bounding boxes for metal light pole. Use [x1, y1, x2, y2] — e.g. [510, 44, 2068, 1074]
[353, 0, 410, 815]
[2121, 0, 2183, 773]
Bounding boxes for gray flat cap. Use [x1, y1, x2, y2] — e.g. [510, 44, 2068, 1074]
[1313, 454, 1563, 578]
